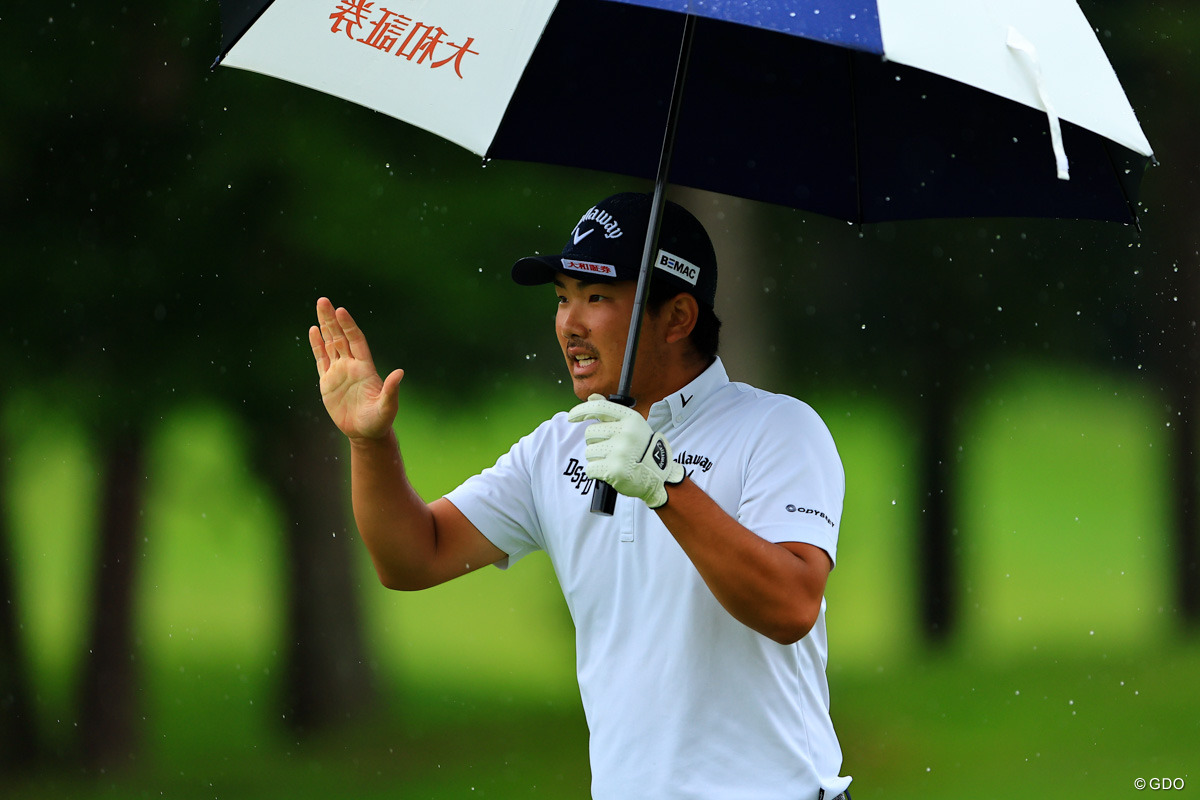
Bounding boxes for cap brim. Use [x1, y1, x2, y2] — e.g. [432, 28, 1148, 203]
[511, 255, 562, 286]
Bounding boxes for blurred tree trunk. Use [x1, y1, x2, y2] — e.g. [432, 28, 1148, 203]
[0, 441, 39, 772]
[917, 371, 960, 642]
[673, 188, 776, 388]
[1165, 230, 1200, 626]
[1169, 385, 1199, 625]
[257, 410, 376, 733]
[78, 428, 145, 769]
[1113, 0, 1200, 628]
[1160, 70, 1200, 629]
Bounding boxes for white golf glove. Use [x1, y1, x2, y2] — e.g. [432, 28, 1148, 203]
[567, 394, 686, 509]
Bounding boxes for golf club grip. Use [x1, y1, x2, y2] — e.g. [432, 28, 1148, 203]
[591, 480, 617, 516]
[589, 393, 635, 517]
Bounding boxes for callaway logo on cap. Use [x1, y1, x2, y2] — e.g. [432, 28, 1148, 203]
[574, 206, 625, 241]
[510, 192, 718, 308]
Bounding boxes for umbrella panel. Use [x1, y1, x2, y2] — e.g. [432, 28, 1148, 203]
[490, 1, 1146, 223]
[218, 0, 271, 57]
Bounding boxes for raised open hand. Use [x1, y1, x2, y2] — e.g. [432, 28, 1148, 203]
[309, 297, 405, 441]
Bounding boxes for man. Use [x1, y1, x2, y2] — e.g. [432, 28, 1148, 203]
[309, 192, 852, 800]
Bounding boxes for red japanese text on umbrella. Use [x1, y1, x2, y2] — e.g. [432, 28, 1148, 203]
[329, 1, 478, 78]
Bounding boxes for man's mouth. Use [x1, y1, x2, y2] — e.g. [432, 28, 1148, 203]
[566, 340, 600, 376]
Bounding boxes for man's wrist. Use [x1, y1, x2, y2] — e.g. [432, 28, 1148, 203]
[348, 428, 399, 456]
[652, 472, 688, 509]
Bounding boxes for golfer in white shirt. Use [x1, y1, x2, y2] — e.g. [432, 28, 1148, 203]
[309, 192, 852, 800]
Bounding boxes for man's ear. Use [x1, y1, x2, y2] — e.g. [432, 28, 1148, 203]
[663, 292, 699, 345]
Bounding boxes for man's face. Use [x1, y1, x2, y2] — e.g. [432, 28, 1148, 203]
[554, 274, 664, 404]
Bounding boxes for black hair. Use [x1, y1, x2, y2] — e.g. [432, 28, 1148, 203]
[647, 279, 722, 363]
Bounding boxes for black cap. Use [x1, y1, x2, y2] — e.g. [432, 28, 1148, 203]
[511, 192, 717, 308]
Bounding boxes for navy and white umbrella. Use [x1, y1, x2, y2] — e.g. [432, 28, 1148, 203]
[216, 0, 1154, 511]
[216, 0, 1152, 222]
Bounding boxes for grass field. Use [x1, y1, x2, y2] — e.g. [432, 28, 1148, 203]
[5, 365, 1197, 798]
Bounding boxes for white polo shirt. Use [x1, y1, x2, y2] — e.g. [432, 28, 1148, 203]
[445, 358, 851, 800]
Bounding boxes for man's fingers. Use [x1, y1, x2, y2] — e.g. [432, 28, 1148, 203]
[567, 400, 627, 425]
[308, 325, 329, 375]
[313, 298, 383, 374]
[316, 297, 351, 360]
[335, 306, 374, 364]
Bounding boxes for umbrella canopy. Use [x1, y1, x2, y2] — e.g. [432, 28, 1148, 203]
[216, 0, 1153, 223]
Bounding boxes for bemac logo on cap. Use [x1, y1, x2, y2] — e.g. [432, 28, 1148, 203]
[655, 250, 700, 286]
[561, 258, 618, 278]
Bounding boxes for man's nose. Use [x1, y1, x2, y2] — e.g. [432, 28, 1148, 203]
[558, 302, 587, 338]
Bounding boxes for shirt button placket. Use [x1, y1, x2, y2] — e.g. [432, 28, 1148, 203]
[619, 490, 636, 543]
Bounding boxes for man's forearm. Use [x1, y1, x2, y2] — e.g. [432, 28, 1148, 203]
[348, 430, 439, 589]
[655, 478, 830, 645]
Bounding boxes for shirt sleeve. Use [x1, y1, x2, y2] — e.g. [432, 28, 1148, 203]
[443, 424, 547, 568]
[734, 397, 845, 565]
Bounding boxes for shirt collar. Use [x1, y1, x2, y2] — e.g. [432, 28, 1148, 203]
[647, 357, 729, 431]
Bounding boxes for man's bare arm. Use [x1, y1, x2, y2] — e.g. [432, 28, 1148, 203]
[655, 478, 831, 645]
[310, 298, 505, 589]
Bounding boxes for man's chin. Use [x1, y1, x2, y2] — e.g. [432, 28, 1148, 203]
[570, 376, 613, 401]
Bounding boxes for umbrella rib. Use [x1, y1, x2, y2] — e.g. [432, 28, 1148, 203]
[1101, 139, 1144, 232]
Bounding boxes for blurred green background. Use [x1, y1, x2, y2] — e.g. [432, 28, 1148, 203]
[2, 1, 1197, 798]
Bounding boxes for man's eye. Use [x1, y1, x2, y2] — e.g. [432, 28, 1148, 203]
[589, 294, 606, 302]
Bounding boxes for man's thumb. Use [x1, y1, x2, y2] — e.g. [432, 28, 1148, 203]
[380, 368, 405, 407]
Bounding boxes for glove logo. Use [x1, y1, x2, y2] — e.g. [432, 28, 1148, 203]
[653, 440, 669, 470]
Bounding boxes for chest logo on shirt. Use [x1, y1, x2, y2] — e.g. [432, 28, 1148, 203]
[673, 450, 714, 476]
[563, 458, 595, 496]
[562, 451, 716, 495]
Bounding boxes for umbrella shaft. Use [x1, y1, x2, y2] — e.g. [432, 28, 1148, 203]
[614, 12, 697, 401]
[592, 12, 696, 517]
